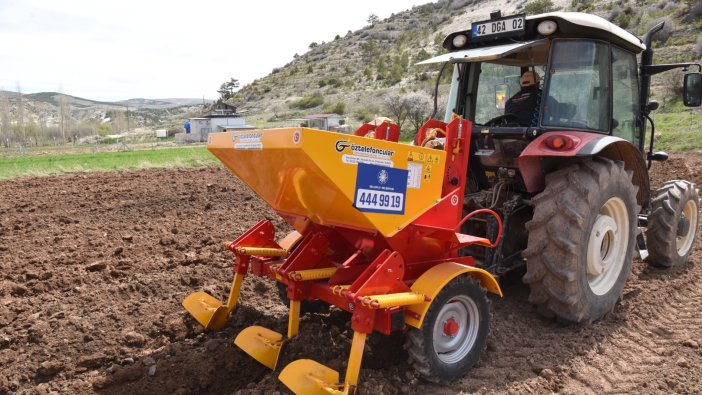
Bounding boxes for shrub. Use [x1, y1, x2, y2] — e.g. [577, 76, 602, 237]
[323, 101, 346, 115]
[449, 0, 471, 11]
[691, 2, 702, 21]
[355, 106, 375, 123]
[290, 93, 324, 109]
[522, 0, 555, 14]
[319, 77, 343, 88]
[694, 35, 702, 57]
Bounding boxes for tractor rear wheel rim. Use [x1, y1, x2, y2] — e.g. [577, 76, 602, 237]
[432, 295, 479, 364]
[587, 197, 628, 296]
[677, 200, 698, 256]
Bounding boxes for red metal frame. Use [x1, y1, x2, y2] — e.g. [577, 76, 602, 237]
[518, 130, 602, 192]
[230, 119, 500, 335]
[353, 121, 400, 142]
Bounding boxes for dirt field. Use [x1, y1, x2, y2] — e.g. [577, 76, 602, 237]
[1, 154, 701, 395]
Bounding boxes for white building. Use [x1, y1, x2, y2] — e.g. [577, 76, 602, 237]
[184, 103, 255, 142]
[302, 114, 348, 132]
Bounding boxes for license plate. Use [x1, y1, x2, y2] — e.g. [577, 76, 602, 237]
[472, 15, 525, 40]
[355, 189, 404, 213]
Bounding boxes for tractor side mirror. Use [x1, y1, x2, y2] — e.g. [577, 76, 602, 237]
[683, 72, 702, 107]
[647, 100, 659, 112]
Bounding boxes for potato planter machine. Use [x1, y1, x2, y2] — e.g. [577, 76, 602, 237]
[183, 118, 504, 394]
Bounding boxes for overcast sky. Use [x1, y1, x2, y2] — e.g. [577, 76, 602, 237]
[0, 0, 429, 101]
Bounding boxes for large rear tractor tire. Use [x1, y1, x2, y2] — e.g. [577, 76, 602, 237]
[646, 180, 700, 268]
[523, 157, 638, 324]
[405, 276, 490, 384]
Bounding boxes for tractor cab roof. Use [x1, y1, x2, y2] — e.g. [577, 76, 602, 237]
[427, 12, 645, 65]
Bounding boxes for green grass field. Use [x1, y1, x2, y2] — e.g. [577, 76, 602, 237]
[651, 107, 702, 152]
[0, 108, 699, 181]
[0, 146, 220, 180]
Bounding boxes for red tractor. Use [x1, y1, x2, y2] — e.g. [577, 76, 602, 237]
[418, 10, 701, 324]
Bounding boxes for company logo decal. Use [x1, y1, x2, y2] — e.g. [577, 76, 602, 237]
[378, 169, 388, 185]
[335, 140, 395, 158]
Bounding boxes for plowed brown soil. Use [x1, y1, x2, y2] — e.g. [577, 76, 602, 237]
[1, 154, 701, 395]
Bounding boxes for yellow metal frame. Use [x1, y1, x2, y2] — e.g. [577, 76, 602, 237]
[236, 247, 288, 257]
[225, 272, 245, 310]
[344, 331, 367, 388]
[405, 262, 502, 329]
[361, 292, 426, 309]
[279, 231, 303, 251]
[288, 267, 338, 281]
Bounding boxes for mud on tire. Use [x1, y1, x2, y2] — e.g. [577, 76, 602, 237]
[646, 180, 700, 268]
[522, 157, 638, 324]
[404, 276, 490, 384]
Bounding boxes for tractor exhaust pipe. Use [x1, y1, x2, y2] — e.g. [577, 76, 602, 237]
[638, 21, 664, 153]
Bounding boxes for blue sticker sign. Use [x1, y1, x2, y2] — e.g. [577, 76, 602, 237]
[353, 163, 407, 214]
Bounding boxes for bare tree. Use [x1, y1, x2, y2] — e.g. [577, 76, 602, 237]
[367, 14, 379, 26]
[112, 110, 127, 134]
[0, 91, 10, 147]
[661, 68, 684, 106]
[37, 110, 47, 145]
[382, 92, 409, 130]
[58, 93, 72, 142]
[16, 84, 25, 145]
[405, 91, 433, 133]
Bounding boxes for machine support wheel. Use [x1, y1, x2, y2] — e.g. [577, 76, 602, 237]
[522, 157, 638, 324]
[646, 180, 700, 268]
[404, 276, 490, 384]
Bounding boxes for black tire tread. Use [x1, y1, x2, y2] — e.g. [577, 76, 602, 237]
[404, 276, 489, 384]
[523, 157, 638, 324]
[645, 180, 700, 268]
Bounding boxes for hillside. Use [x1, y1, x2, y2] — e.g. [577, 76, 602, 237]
[0, 0, 699, 147]
[0, 90, 208, 145]
[230, 0, 702, 134]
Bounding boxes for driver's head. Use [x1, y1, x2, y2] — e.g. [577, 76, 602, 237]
[520, 71, 539, 88]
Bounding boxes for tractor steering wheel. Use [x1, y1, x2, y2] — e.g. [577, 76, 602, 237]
[484, 113, 521, 127]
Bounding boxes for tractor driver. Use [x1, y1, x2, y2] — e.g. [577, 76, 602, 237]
[505, 70, 541, 127]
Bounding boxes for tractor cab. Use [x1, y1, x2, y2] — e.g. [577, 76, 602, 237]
[420, 12, 701, 194]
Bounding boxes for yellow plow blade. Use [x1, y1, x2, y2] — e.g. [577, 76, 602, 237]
[182, 272, 245, 331]
[234, 325, 284, 370]
[181, 291, 230, 331]
[279, 359, 343, 395]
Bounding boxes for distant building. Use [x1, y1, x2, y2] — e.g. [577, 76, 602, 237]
[182, 103, 255, 142]
[302, 114, 348, 132]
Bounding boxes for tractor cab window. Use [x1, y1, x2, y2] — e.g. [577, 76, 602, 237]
[475, 63, 546, 126]
[611, 47, 640, 145]
[543, 40, 610, 132]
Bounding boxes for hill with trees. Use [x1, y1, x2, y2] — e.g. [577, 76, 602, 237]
[224, 0, 701, 139]
[1, 0, 699, 147]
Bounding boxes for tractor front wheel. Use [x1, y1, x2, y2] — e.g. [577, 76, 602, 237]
[646, 180, 700, 268]
[523, 157, 638, 324]
[405, 275, 489, 384]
